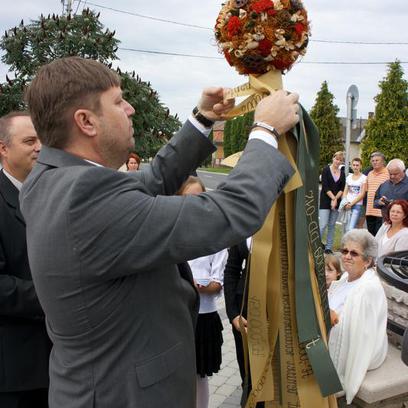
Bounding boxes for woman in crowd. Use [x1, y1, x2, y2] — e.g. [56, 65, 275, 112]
[319, 151, 346, 253]
[341, 158, 367, 232]
[328, 229, 388, 404]
[178, 176, 227, 408]
[375, 199, 408, 257]
[325, 253, 342, 289]
[126, 152, 140, 171]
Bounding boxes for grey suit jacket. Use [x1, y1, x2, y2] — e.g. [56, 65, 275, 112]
[20, 121, 293, 408]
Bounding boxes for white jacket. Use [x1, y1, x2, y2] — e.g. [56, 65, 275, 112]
[328, 268, 388, 403]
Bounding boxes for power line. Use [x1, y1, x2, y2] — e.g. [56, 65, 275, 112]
[119, 47, 408, 65]
[84, 1, 210, 30]
[119, 48, 221, 59]
[83, 1, 408, 45]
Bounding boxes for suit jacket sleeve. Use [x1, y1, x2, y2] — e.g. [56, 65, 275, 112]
[224, 245, 244, 322]
[373, 183, 384, 209]
[0, 242, 44, 318]
[128, 121, 216, 196]
[67, 131, 293, 282]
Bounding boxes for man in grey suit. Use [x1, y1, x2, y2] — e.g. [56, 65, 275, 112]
[20, 57, 299, 408]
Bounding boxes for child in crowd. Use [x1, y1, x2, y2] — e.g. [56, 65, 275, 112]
[178, 176, 227, 408]
[325, 253, 342, 289]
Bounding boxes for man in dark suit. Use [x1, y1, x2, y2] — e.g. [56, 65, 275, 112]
[0, 112, 50, 407]
[20, 57, 299, 408]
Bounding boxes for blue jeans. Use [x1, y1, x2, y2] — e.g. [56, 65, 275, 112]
[345, 205, 362, 232]
[319, 209, 339, 250]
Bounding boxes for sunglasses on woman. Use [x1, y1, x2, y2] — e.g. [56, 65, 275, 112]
[340, 248, 362, 258]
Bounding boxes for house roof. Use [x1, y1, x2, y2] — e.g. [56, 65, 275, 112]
[339, 117, 368, 143]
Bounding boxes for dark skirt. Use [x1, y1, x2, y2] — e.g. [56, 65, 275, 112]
[195, 311, 223, 377]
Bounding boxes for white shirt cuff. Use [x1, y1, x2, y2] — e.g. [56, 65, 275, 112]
[188, 115, 212, 137]
[248, 129, 278, 149]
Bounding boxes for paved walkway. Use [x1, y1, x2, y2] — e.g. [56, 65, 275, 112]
[208, 298, 243, 408]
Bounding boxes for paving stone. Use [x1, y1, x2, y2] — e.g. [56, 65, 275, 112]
[216, 384, 239, 397]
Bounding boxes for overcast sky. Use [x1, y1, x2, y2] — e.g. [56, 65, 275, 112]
[0, 0, 407, 121]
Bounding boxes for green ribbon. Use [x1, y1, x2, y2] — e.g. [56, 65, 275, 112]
[292, 106, 343, 396]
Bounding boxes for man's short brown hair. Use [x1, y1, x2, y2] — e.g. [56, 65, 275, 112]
[0, 111, 31, 146]
[26, 57, 120, 148]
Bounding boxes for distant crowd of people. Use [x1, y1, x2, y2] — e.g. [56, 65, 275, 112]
[319, 150, 408, 253]
[320, 151, 408, 403]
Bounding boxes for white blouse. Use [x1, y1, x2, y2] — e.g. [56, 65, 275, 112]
[188, 249, 228, 314]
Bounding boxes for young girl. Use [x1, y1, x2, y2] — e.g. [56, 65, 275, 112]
[325, 253, 342, 289]
[178, 176, 227, 408]
[342, 158, 367, 232]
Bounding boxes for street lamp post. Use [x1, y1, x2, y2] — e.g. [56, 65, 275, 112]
[345, 85, 359, 176]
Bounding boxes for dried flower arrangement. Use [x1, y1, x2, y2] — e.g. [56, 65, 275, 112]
[215, 0, 310, 75]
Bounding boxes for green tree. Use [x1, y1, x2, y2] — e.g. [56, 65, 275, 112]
[0, 9, 181, 158]
[223, 119, 232, 158]
[239, 111, 254, 151]
[230, 116, 242, 154]
[361, 61, 408, 166]
[310, 81, 343, 171]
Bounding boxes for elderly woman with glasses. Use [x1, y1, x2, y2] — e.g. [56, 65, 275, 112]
[328, 229, 388, 404]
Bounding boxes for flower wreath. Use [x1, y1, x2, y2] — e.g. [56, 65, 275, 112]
[215, 0, 310, 75]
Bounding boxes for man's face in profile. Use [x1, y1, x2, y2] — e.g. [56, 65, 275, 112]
[96, 86, 136, 168]
[0, 116, 40, 181]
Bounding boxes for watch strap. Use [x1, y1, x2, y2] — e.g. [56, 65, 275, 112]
[251, 122, 281, 139]
[192, 106, 215, 128]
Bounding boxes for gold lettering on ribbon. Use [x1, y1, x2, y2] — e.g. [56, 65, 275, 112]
[305, 189, 330, 328]
[248, 296, 267, 357]
[279, 208, 300, 406]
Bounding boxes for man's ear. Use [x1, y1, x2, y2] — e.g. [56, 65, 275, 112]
[0, 140, 8, 159]
[73, 109, 98, 137]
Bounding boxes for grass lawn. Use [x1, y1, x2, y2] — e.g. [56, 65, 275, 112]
[322, 223, 344, 252]
[198, 166, 231, 174]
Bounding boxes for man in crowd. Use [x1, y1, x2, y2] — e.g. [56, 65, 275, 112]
[365, 151, 389, 235]
[0, 112, 50, 407]
[20, 57, 299, 408]
[374, 159, 408, 219]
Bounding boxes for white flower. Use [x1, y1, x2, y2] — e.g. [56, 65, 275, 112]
[270, 46, 279, 57]
[290, 11, 304, 22]
[274, 0, 284, 10]
[239, 9, 247, 19]
[252, 33, 265, 41]
[247, 41, 259, 50]
[275, 38, 295, 51]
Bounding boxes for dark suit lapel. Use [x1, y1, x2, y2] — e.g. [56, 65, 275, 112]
[0, 170, 25, 225]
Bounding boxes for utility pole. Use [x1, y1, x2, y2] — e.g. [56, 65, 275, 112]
[345, 85, 359, 176]
[62, 0, 73, 15]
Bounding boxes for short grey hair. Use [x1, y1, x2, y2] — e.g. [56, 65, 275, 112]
[387, 158, 405, 172]
[0, 111, 31, 146]
[370, 151, 385, 162]
[341, 229, 378, 265]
